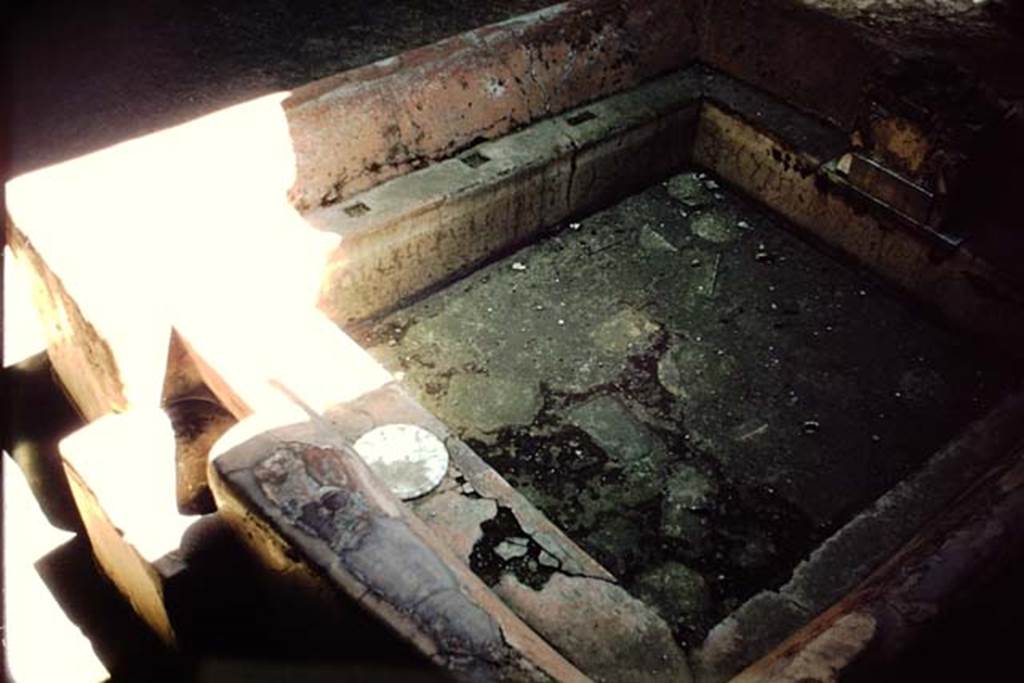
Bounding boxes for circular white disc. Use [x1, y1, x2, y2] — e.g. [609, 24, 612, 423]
[353, 424, 450, 500]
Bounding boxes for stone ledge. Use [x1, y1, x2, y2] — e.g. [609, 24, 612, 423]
[310, 68, 701, 324]
[284, 0, 700, 210]
[693, 96, 1024, 361]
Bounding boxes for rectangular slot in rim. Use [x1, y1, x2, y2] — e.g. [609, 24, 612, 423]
[460, 151, 491, 168]
[566, 110, 598, 126]
[343, 201, 371, 217]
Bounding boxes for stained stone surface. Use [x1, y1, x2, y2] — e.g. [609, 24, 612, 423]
[633, 562, 713, 629]
[443, 374, 543, 437]
[353, 169, 1014, 646]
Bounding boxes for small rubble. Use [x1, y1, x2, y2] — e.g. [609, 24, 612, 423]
[665, 465, 718, 511]
[444, 374, 542, 433]
[665, 172, 715, 208]
[537, 551, 561, 568]
[691, 212, 742, 244]
[639, 225, 679, 253]
[494, 538, 530, 561]
[633, 562, 712, 628]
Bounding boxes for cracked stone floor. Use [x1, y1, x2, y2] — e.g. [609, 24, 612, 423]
[351, 169, 1015, 646]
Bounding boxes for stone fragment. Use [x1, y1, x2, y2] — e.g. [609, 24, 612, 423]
[661, 506, 709, 549]
[537, 551, 561, 568]
[658, 340, 739, 401]
[633, 562, 712, 627]
[666, 173, 715, 208]
[495, 538, 530, 562]
[412, 492, 497, 560]
[639, 225, 679, 253]
[567, 396, 653, 464]
[691, 211, 741, 244]
[661, 469, 716, 557]
[497, 573, 693, 683]
[590, 308, 660, 356]
[443, 374, 541, 433]
[665, 464, 718, 511]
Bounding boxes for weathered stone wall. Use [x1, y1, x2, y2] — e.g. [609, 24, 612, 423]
[284, 0, 700, 210]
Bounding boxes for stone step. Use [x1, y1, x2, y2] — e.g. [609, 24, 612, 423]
[282, 0, 696, 210]
[309, 67, 701, 324]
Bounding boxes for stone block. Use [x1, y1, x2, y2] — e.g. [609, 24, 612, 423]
[284, 0, 700, 209]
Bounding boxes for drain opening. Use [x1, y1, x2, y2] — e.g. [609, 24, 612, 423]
[343, 201, 371, 217]
[461, 151, 490, 168]
[566, 110, 598, 126]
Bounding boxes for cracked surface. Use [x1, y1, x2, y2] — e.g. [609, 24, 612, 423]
[244, 441, 513, 674]
[354, 168, 1015, 647]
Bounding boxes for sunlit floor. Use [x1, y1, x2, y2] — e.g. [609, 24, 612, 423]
[354, 169, 1017, 645]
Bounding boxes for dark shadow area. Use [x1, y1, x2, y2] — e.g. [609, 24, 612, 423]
[4, 354, 441, 679]
[845, 539, 1024, 683]
[36, 527, 447, 683]
[35, 536, 182, 682]
[2, 353, 85, 531]
[5, 0, 550, 176]
[164, 513, 438, 676]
